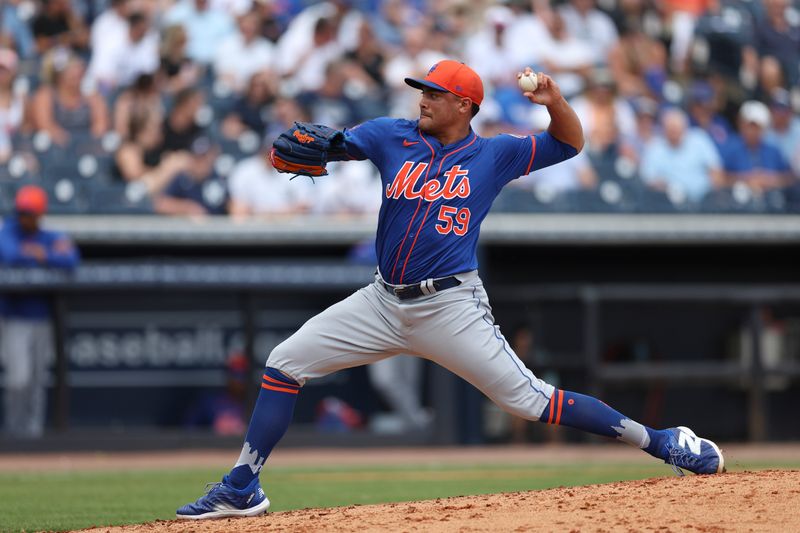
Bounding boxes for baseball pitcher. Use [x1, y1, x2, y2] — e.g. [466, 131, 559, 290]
[177, 61, 724, 519]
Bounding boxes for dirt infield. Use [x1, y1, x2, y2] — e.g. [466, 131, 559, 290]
[78, 469, 799, 533]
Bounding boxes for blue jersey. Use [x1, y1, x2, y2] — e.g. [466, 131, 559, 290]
[344, 118, 577, 284]
[0, 217, 80, 319]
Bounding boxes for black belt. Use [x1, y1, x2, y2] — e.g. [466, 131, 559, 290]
[382, 276, 461, 300]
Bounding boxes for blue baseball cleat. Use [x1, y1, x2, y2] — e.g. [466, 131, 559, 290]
[662, 426, 725, 476]
[176, 475, 270, 519]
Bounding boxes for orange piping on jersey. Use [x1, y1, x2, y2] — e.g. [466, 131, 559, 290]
[398, 133, 477, 284]
[390, 130, 436, 282]
[524, 135, 537, 175]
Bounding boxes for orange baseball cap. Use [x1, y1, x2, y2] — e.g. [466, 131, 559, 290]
[15, 185, 48, 215]
[405, 60, 484, 107]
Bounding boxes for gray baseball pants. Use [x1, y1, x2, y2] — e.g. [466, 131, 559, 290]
[268, 271, 555, 421]
[1, 320, 53, 438]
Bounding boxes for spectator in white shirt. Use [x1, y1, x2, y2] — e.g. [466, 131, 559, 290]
[312, 159, 382, 216]
[517, 148, 597, 195]
[211, 0, 252, 18]
[504, 2, 553, 70]
[87, 11, 159, 93]
[164, 0, 235, 65]
[274, 1, 361, 81]
[279, 17, 343, 94]
[465, 5, 520, 90]
[514, 108, 598, 195]
[90, 0, 130, 53]
[384, 26, 447, 117]
[558, 0, 618, 65]
[214, 10, 275, 94]
[228, 143, 312, 218]
[539, 12, 595, 99]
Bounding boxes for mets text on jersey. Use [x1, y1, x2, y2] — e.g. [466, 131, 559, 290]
[386, 163, 471, 201]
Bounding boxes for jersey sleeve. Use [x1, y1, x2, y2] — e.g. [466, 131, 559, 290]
[44, 232, 80, 269]
[342, 117, 396, 164]
[491, 131, 579, 189]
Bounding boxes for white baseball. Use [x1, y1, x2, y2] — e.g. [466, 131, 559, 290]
[518, 72, 538, 93]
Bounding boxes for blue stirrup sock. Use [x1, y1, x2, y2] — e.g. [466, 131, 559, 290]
[540, 389, 668, 458]
[227, 367, 300, 489]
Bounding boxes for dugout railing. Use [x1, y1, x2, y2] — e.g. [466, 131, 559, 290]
[491, 283, 800, 442]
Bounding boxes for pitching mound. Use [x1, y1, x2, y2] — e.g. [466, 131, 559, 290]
[82, 470, 798, 532]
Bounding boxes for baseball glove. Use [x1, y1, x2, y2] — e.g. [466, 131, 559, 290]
[269, 122, 347, 177]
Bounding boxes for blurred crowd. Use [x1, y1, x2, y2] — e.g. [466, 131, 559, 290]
[1, 0, 800, 216]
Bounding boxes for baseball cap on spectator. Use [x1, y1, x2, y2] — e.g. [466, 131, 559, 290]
[190, 135, 214, 156]
[0, 48, 18, 71]
[739, 100, 770, 128]
[405, 60, 484, 107]
[687, 81, 714, 104]
[15, 185, 48, 215]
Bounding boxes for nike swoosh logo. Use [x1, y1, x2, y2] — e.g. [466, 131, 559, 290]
[403, 140, 419, 147]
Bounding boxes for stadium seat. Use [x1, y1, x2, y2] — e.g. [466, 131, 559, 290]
[762, 189, 787, 214]
[0, 155, 39, 185]
[633, 186, 679, 214]
[69, 131, 106, 158]
[700, 186, 762, 214]
[208, 79, 236, 117]
[782, 185, 800, 214]
[562, 188, 621, 213]
[493, 187, 561, 213]
[43, 178, 89, 215]
[0, 181, 16, 215]
[87, 182, 154, 214]
[213, 129, 261, 162]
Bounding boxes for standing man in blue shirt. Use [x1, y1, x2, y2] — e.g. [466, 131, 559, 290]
[0, 185, 80, 438]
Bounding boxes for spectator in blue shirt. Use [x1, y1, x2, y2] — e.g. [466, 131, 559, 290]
[0, 186, 80, 438]
[154, 136, 228, 216]
[163, 0, 235, 65]
[720, 100, 793, 193]
[640, 108, 724, 203]
[765, 88, 800, 176]
[685, 80, 733, 149]
[2, 0, 36, 59]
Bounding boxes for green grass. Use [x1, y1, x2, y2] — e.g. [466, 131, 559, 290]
[0, 460, 797, 533]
